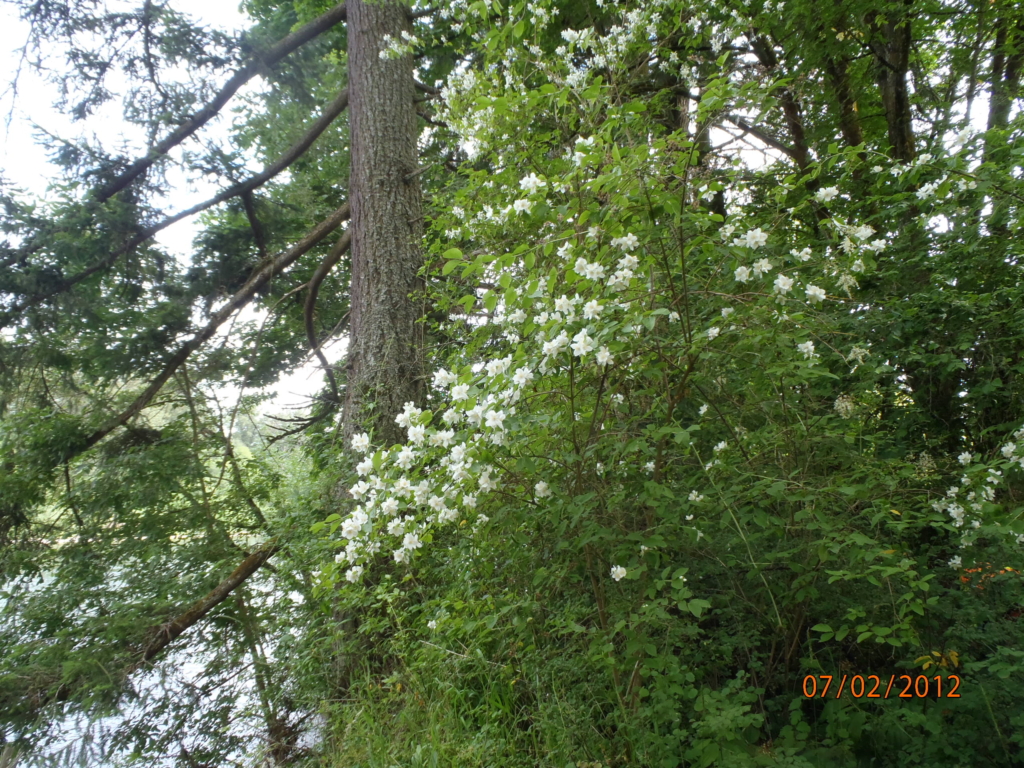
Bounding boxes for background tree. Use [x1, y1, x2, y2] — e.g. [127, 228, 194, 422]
[0, 0, 436, 762]
[2, 0, 1024, 766]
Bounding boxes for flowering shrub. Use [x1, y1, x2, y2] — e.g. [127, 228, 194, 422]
[314, 0, 1024, 764]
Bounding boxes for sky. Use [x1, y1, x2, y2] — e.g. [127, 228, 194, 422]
[0, 0, 346, 418]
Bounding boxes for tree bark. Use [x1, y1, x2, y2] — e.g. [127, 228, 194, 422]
[985, 16, 1024, 165]
[344, 0, 425, 446]
[871, 3, 916, 162]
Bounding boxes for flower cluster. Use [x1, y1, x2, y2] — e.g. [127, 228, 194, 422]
[379, 31, 421, 60]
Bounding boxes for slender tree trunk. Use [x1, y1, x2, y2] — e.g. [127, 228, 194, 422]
[871, 3, 916, 162]
[344, 0, 425, 447]
[985, 16, 1024, 165]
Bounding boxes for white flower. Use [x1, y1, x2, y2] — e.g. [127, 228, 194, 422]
[485, 409, 506, 429]
[773, 274, 794, 294]
[805, 285, 826, 303]
[583, 262, 606, 280]
[341, 516, 363, 539]
[865, 239, 887, 253]
[834, 395, 856, 418]
[486, 356, 512, 378]
[512, 367, 534, 387]
[851, 259, 866, 273]
[429, 429, 455, 447]
[688, 490, 704, 502]
[345, 565, 364, 583]
[645, 461, 655, 472]
[797, 340, 817, 360]
[477, 473, 497, 495]
[714, 441, 727, 453]
[698, 404, 709, 416]
[356, 458, 374, 476]
[395, 402, 422, 428]
[509, 308, 527, 323]
[916, 181, 939, 199]
[451, 383, 470, 401]
[617, 254, 639, 271]
[583, 300, 603, 320]
[1001, 443, 1016, 458]
[393, 548, 410, 564]
[610, 565, 627, 581]
[395, 446, 416, 470]
[403, 532, 423, 550]
[350, 480, 370, 499]
[791, 247, 813, 262]
[608, 269, 632, 291]
[734, 266, 751, 283]
[381, 498, 400, 516]
[557, 241, 573, 260]
[520, 173, 546, 193]
[535, 480, 551, 498]
[408, 425, 427, 444]
[958, 452, 973, 466]
[837, 273, 859, 295]
[596, 347, 613, 366]
[555, 294, 574, 313]
[753, 259, 773, 277]
[350, 433, 371, 453]
[706, 326, 720, 340]
[432, 369, 458, 388]
[513, 198, 533, 213]
[612, 233, 640, 251]
[872, 165, 883, 173]
[948, 555, 961, 568]
[571, 329, 596, 357]
[742, 228, 768, 248]
[814, 186, 838, 203]
[853, 224, 875, 241]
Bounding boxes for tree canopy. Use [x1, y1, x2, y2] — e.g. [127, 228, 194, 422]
[1, 0, 1023, 765]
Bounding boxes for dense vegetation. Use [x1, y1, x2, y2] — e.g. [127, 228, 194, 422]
[1, 0, 1023, 766]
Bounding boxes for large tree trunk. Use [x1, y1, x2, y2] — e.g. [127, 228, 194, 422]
[344, 0, 425, 447]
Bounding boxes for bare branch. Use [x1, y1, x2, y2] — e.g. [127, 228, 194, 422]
[138, 542, 280, 664]
[305, 229, 352, 404]
[724, 116, 799, 161]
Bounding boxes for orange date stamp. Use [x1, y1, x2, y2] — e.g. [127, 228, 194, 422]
[802, 674, 961, 699]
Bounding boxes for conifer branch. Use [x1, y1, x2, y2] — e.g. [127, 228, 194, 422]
[94, 2, 349, 203]
[76, 203, 351, 460]
[0, 87, 349, 325]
